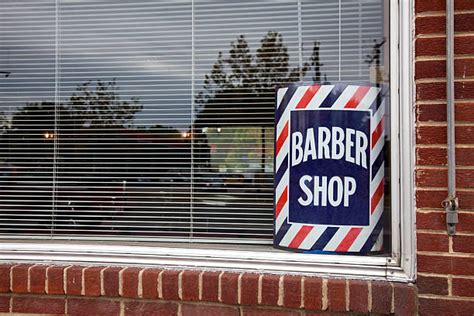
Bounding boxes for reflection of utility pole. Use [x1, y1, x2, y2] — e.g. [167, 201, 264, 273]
[365, 38, 386, 84]
[0, 71, 11, 77]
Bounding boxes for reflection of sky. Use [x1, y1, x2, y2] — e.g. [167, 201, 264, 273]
[0, 0, 384, 129]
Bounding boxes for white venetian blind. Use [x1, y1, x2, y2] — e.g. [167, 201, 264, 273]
[0, 0, 386, 243]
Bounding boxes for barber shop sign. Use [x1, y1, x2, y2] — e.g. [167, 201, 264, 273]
[274, 84, 386, 254]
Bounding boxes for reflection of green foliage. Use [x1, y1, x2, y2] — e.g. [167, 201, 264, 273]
[206, 127, 272, 172]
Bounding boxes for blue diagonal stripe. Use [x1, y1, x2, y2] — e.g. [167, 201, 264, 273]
[274, 155, 288, 188]
[318, 83, 347, 108]
[274, 219, 292, 246]
[275, 85, 298, 123]
[359, 216, 384, 254]
[371, 146, 385, 180]
[310, 227, 339, 250]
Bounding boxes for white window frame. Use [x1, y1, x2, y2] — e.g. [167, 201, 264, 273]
[0, 0, 415, 282]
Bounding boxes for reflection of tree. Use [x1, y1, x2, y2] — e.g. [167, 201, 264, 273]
[195, 31, 309, 127]
[68, 79, 142, 128]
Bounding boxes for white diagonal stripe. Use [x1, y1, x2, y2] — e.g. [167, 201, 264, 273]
[323, 226, 351, 251]
[279, 223, 302, 247]
[277, 87, 288, 109]
[306, 85, 334, 109]
[357, 87, 381, 110]
[276, 86, 309, 136]
[299, 227, 325, 250]
[330, 85, 360, 109]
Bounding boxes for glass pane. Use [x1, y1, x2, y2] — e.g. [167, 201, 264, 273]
[0, 0, 56, 235]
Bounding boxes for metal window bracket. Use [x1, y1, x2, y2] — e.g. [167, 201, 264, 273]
[443, 197, 459, 236]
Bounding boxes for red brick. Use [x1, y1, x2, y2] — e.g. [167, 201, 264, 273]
[416, 16, 445, 35]
[66, 266, 83, 296]
[415, 0, 445, 13]
[416, 190, 447, 209]
[456, 13, 474, 32]
[182, 303, 239, 316]
[417, 82, 446, 101]
[416, 37, 445, 57]
[12, 296, 64, 314]
[417, 232, 449, 252]
[260, 274, 280, 306]
[161, 270, 179, 300]
[0, 265, 11, 293]
[103, 267, 122, 297]
[124, 301, 178, 316]
[0, 296, 9, 312]
[417, 211, 445, 231]
[417, 168, 474, 188]
[416, 0, 474, 13]
[29, 265, 46, 294]
[47, 266, 65, 295]
[283, 275, 301, 309]
[83, 266, 103, 297]
[181, 270, 200, 301]
[67, 298, 120, 316]
[416, 60, 446, 80]
[453, 235, 474, 253]
[458, 212, 474, 232]
[416, 14, 474, 35]
[141, 268, 160, 299]
[122, 267, 140, 298]
[240, 273, 259, 305]
[458, 192, 474, 210]
[416, 36, 474, 57]
[417, 102, 474, 123]
[419, 297, 474, 316]
[303, 277, 322, 310]
[348, 280, 368, 313]
[417, 147, 446, 166]
[418, 254, 474, 275]
[241, 306, 300, 316]
[452, 277, 474, 297]
[327, 279, 346, 312]
[457, 36, 474, 55]
[220, 272, 239, 305]
[456, 103, 474, 122]
[201, 271, 219, 302]
[418, 125, 474, 146]
[394, 284, 417, 316]
[417, 275, 448, 295]
[11, 264, 30, 294]
[371, 281, 392, 314]
[457, 81, 474, 100]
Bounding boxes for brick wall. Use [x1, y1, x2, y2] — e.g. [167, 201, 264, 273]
[0, 264, 417, 315]
[415, 0, 474, 315]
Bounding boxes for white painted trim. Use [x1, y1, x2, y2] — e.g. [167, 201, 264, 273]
[0, 0, 416, 283]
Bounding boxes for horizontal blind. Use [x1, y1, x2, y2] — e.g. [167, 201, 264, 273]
[0, 0, 387, 243]
[0, 0, 56, 234]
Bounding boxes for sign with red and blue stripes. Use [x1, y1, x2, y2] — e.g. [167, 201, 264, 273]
[274, 83, 386, 253]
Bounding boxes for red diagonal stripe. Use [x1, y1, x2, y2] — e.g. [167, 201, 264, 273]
[335, 227, 363, 252]
[372, 118, 384, 148]
[288, 225, 313, 249]
[275, 121, 289, 157]
[371, 179, 385, 214]
[296, 85, 320, 109]
[275, 186, 288, 218]
[344, 86, 371, 108]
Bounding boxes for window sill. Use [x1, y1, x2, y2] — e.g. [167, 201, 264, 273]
[0, 240, 413, 282]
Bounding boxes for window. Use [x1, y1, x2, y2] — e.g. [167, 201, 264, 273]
[0, 0, 415, 279]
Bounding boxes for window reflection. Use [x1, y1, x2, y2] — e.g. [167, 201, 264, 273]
[0, 0, 389, 245]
